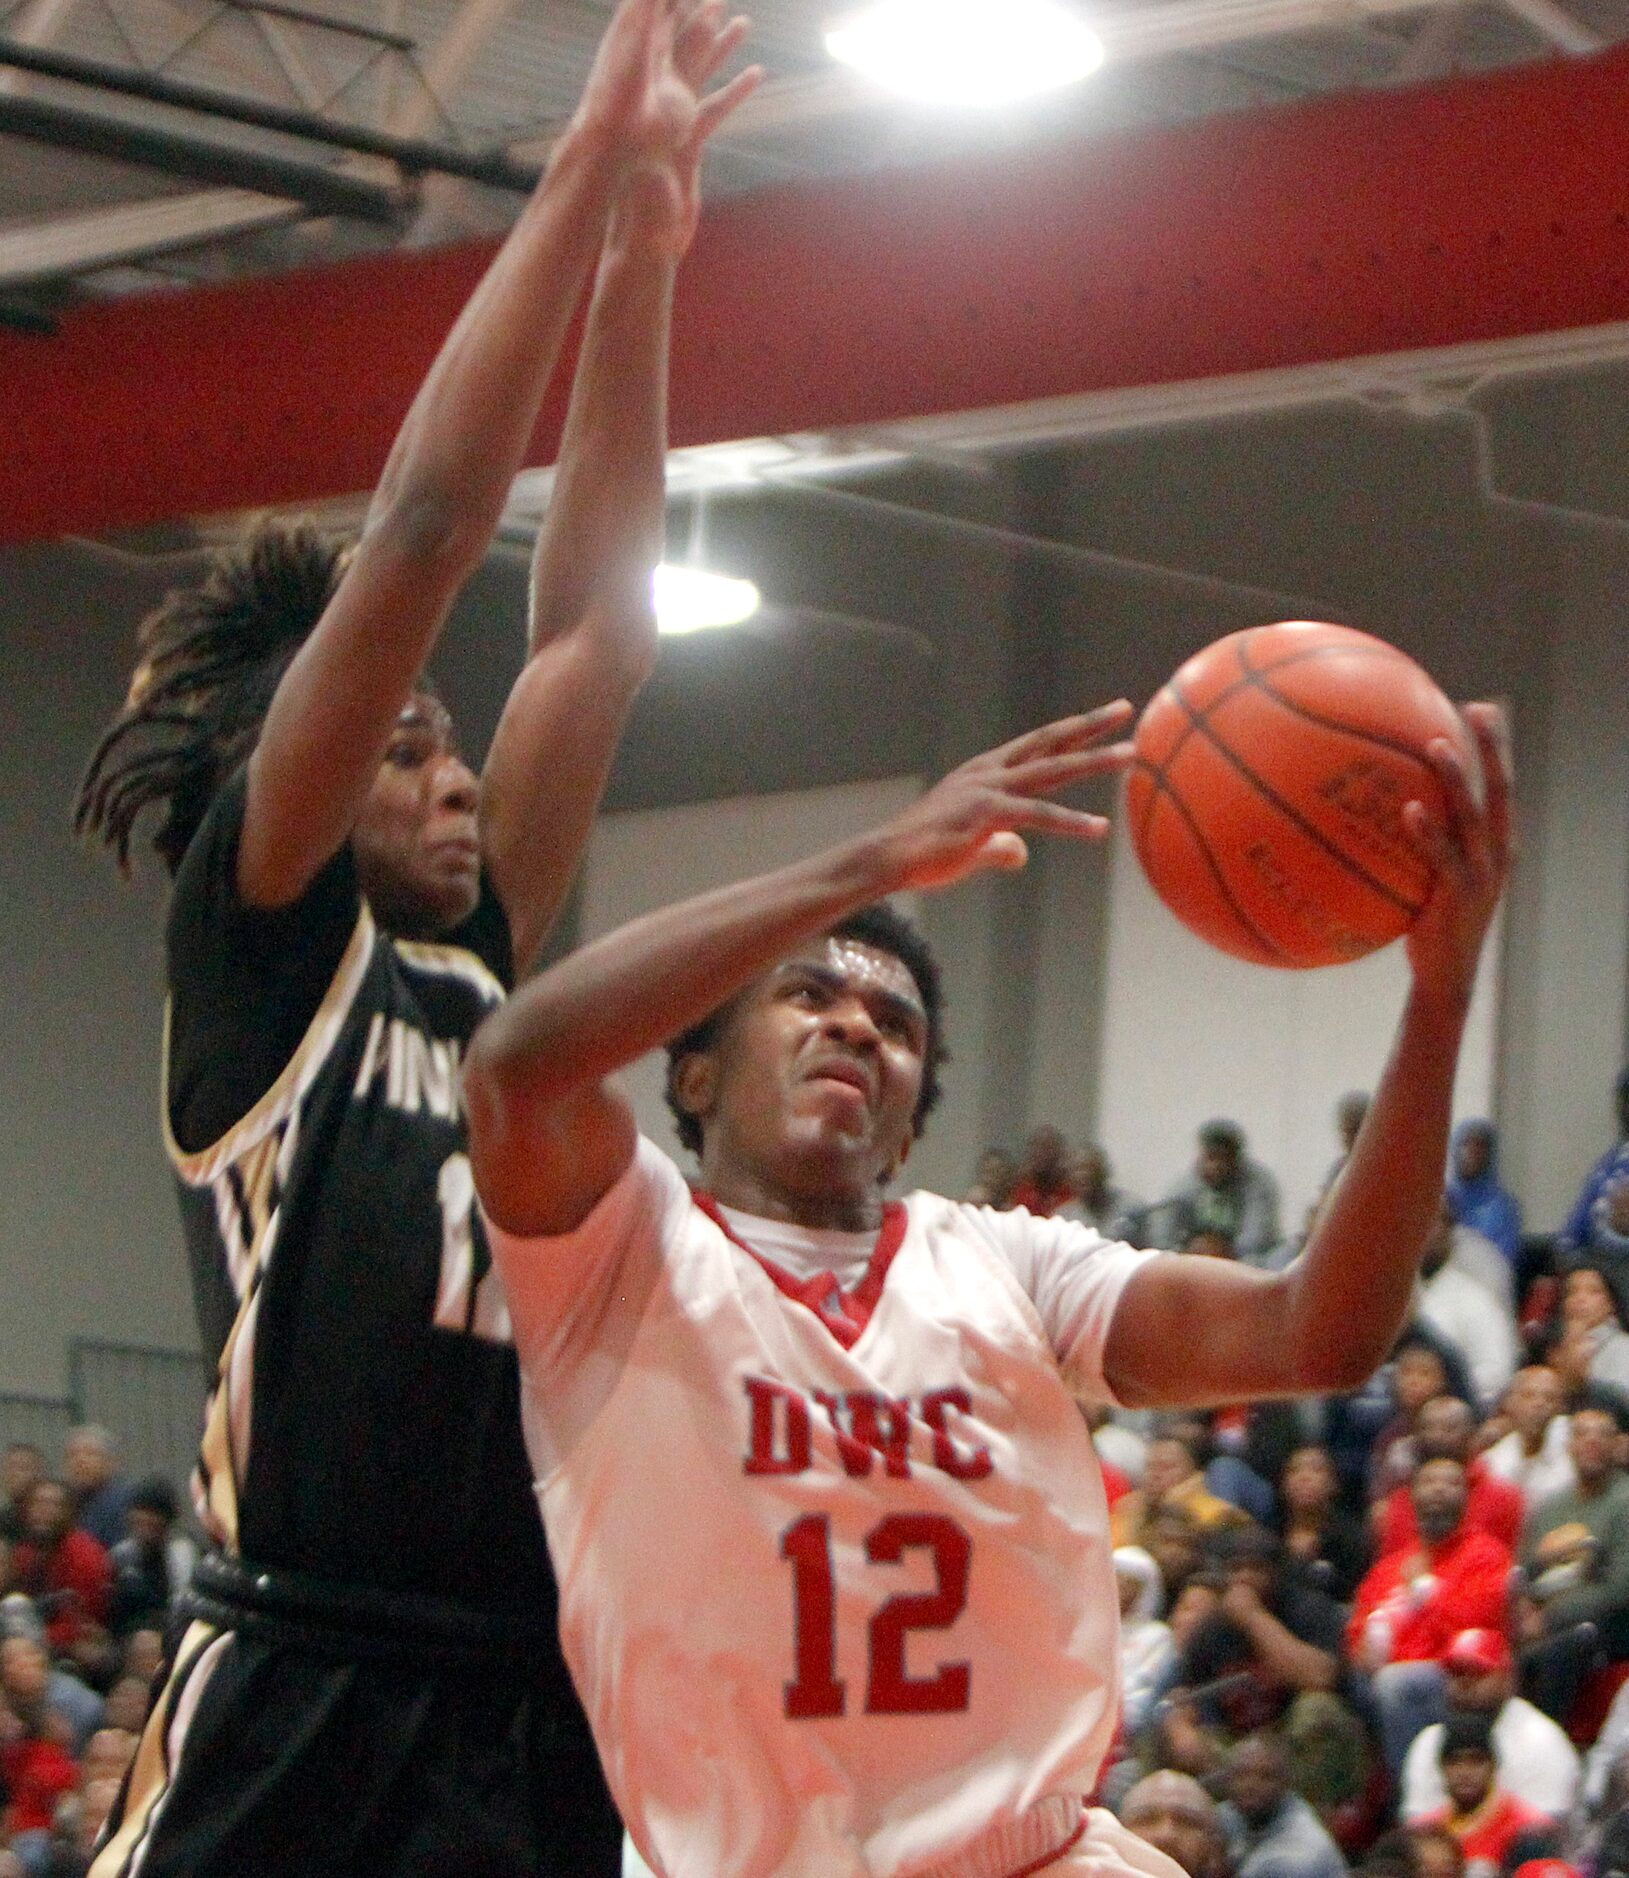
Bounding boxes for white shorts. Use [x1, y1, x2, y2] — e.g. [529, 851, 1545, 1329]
[620, 1809, 1187, 1878]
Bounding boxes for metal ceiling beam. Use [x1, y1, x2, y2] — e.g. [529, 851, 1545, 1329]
[10, 39, 1629, 543]
[0, 91, 406, 220]
[0, 0, 79, 98]
[1497, 0, 1602, 54]
[0, 188, 299, 289]
[0, 38, 543, 189]
[386, 0, 520, 140]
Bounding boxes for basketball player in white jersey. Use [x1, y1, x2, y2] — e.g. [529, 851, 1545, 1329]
[464, 697, 1511, 1878]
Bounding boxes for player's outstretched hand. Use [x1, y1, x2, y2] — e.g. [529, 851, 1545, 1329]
[872, 701, 1135, 895]
[1402, 701, 1513, 1002]
[574, 0, 760, 236]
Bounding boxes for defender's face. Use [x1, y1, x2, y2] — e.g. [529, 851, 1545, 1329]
[686, 939, 928, 1207]
[352, 696, 481, 938]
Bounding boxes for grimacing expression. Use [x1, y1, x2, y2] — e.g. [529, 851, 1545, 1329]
[350, 696, 481, 938]
[677, 938, 929, 1196]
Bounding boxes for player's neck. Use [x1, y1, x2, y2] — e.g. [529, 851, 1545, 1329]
[701, 1164, 887, 1235]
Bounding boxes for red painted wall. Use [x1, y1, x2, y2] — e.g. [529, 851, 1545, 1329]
[6, 44, 1629, 543]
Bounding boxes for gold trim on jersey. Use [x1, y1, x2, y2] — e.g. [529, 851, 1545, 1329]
[391, 936, 505, 1005]
[89, 1619, 225, 1878]
[161, 902, 377, 1188]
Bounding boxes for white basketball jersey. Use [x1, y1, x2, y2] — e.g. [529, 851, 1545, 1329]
[489, 1138, 1156, 1878]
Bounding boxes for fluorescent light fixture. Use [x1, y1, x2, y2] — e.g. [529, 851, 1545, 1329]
[654, 563, 762, 635]
[825, 0, 1104, 108]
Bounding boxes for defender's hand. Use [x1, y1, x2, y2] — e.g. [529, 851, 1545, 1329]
[1402, 702, 1512, 1004]
[870, 702, 1135, 896]
[573, 0, 760, 197]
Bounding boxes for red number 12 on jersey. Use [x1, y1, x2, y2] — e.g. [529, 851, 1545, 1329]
[780, 1512, 972, 1718]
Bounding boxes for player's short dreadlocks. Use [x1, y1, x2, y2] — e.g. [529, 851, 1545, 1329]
[74, 520, 349, 877]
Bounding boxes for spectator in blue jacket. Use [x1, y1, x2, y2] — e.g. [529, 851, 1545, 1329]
[1558, 1067, 1629, 1265]
[1447, 1121, 1522, 1269]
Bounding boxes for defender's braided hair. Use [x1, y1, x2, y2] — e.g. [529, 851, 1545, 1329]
[74, 521, 349, 877]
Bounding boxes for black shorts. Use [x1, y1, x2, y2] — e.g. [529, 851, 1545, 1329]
[93, 1565, 620, 1878]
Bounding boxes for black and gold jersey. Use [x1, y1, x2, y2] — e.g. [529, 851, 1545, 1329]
[163, 769, 552, 1625]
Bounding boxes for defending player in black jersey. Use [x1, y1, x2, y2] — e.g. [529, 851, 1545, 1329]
[72, 4, 759, 1872]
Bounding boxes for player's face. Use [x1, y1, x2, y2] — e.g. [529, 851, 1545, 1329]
[690, 938, 928, 1221]
[352, 696, 482, 938]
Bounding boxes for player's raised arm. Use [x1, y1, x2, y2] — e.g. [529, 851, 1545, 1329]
[481, 5, 761, 974]
[236, 0, 714, 911]
[1101, 703, 1514, 1409]
[465, 705, 1135, 1236]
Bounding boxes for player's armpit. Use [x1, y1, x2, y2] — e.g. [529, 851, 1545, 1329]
[1100, 1252, 1353, 1410]
[464, 1061, 638, 1240]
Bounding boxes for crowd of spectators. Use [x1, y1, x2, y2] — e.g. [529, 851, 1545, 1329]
[0, 1428, 191, 1876]
[973, 1065, 1629, 1878]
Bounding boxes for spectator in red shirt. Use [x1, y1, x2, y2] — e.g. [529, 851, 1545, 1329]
[10, 1480, 111, 1654]
[1420, 1713, 1559, 1878]
[1378, 1397, 1524, 1554]
[0, 1631, 80, 1848]
[1350, 1454, 1514, 1774]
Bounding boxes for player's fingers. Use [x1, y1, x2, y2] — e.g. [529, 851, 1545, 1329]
[996, 795, 1114, 842]
[1464, 702, 1514, 867]
[1424, 737, 1492, 880]
[965, 832, 1030, 877]
[1401, 799, 1458, 880]
[1002, 742, 1135, 799]
[674, 0, 727, 79]
[687, 10, 750, 85]
[991, 700, 1135, 769]
[692, 62, 761, 140]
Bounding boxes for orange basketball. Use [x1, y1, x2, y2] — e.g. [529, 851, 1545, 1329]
[1126, 622, 1475, 969]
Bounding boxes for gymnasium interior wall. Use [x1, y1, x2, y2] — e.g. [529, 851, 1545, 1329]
[2, 387, 1627, 1400]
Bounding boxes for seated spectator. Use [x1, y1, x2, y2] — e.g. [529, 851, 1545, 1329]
[1482, 1370, 1575, 1512]
[78, 1725, 135, 1792]
[1548, 1268, 1629, 1400]
[1349, 1454, 1514, 1773]
[1160, 1528, 1367, 1816]
[0, 1637, 81, 1868]
[1218, 1733, 1346, 1878]
[1009, 1125, 1074, 1217]
[107, 1478, 195, 1638]
[1276, 1444, 1373, 1604]
[120, 1630, 164, 1692]
[1113, 1426, 1254, 1550]
[1118, 1547, 1178, 1738]
[1407, 1825, 1467, 1878]
[1061, 1144, 1141, 1241]
[1517, 1394, 1629, 1720]
[1120, 1771, 1233, 1878]
[60, 1430, 132, 1557]
[1418, 1713, 1560, 1878]
[1162, 1121, 1281, 1267]
[100, 1675, 148, 1738]
[1448, 1122, 1523, 1274]
[963, 1147, 1016, 1209]
[0, 1447, 43, 1547]
[1319, 1091, 1371, 1204]
[1400, 1629, 1580, 1824]
[8, 1484, 110, 1657]
[1365, 1330, 1480, 1505]
[1557, 1068, 1629, 1268]
[0, 1624, 100, 1760]
[1378, 1399, 1525, 1555]
[1417, 1203, 1520, 1411]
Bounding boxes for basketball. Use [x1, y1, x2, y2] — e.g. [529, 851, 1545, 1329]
[1127, 622, 1476, 969]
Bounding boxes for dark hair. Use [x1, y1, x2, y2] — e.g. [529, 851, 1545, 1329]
[1440, 1710, 1496, 1762]
[662, 902, 946, 1158]
[1213, 1525, 1283, 1572]
[1574, 1384, 1629, 1435]
[74, 521, 348, 876]
[128, 1476, 179, 1522]
[1199, 1119, 1244, 1153]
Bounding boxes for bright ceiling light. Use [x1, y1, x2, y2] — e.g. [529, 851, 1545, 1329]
[654, 563, 762, 636]
[825, 0, 1104, 108]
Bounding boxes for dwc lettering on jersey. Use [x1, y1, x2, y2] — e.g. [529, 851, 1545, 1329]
[742, 1376, 993, 1482]
[352, 1014, 463, 1121]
